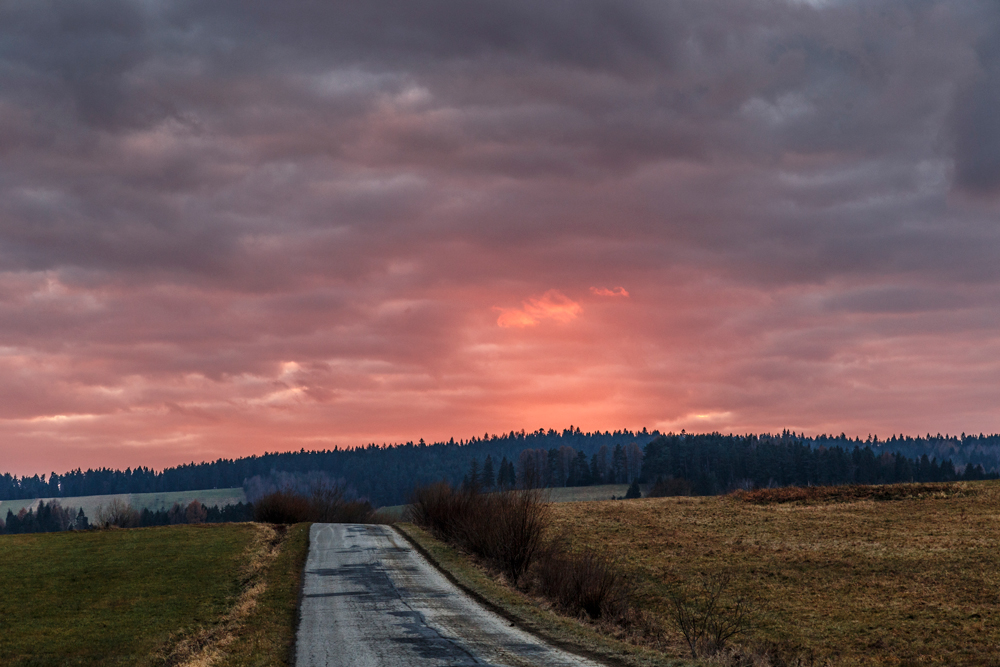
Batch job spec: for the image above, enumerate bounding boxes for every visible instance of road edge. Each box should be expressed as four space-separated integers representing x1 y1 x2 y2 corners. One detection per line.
289 522 312 667
392 523 682 667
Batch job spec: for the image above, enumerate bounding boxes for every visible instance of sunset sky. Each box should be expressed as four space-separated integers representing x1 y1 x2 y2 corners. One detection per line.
2 0 1000 475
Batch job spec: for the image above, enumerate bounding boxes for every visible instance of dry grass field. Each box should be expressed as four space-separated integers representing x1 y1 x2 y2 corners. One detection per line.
551 481 1000 666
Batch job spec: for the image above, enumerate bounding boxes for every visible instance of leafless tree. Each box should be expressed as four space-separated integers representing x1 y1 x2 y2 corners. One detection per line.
95 498 139 529
668 572 757 658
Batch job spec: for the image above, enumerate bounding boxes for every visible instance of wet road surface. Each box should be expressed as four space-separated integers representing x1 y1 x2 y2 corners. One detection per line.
295 523 606 667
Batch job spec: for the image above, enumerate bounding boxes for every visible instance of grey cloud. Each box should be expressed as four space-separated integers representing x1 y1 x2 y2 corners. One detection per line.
952 10 1000 195
0 0 164 130
823 285 973 314
0 0 997 293
168 0 679 74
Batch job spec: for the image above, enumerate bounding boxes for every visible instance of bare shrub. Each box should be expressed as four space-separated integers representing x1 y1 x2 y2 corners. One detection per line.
531 539 631 621
408 484 549 584
252 485 376 524
308 485 374 523
647 476 693 497
668 572 757 658
476 488 549 583
407 482 455 535
95 497 140 529
252 490 311 524
702 642 828 667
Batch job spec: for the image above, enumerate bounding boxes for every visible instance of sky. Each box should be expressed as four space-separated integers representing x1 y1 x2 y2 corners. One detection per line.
2 0 1000 475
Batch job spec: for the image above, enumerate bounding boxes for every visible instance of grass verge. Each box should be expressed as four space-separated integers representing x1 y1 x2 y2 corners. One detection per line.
214 523 311 667
394 523 686 667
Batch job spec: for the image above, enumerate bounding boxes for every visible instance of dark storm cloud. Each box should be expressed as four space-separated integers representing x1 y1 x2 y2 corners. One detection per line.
0 0 159 130
952 6 1000 195
169 0 678 73
0 0 992 289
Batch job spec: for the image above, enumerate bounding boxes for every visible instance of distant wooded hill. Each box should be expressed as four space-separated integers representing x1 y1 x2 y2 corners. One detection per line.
2 428 999 507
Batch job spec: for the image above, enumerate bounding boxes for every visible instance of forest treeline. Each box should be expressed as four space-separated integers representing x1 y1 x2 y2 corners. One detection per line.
638 433 995 495
459 433 996 496
1 428 1000 507
0 427 656 505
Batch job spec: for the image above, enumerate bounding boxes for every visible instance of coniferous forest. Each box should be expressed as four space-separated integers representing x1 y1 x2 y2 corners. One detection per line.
0 428 999 507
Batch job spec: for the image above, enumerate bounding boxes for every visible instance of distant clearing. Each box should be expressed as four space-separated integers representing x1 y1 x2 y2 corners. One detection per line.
379 483 633 518
552 479 1000 665
545 483 631 502
0 487 245 519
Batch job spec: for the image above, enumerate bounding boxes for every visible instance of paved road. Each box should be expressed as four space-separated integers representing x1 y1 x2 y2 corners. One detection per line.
295 523 606 667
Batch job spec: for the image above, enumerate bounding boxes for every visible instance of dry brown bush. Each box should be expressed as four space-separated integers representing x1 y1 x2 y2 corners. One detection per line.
252 486 377 524
252 490 312 524
408 483 549 583
308 485 375 523
530 539 631 621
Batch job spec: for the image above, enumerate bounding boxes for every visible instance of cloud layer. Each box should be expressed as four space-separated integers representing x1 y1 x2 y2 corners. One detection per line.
1 0 1000 473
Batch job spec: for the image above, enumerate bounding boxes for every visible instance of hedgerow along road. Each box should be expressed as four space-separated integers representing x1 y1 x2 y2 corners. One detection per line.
295 523 606 667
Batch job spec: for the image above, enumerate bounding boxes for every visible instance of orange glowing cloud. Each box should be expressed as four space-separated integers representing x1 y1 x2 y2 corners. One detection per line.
590 286 629 297
496 290 582 328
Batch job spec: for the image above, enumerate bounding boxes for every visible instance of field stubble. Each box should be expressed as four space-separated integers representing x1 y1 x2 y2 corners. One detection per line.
551 481 1000 665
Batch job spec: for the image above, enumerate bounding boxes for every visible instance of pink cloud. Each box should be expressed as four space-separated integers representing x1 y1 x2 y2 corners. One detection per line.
590 286 629 297
496 290 582 328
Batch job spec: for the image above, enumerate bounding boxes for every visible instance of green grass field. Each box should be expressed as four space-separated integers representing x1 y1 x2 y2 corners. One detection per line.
0 487 246 521
0 522 308 667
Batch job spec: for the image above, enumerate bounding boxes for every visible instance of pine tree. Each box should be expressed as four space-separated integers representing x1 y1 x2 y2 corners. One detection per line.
590 453 603 485
497 457 516 488
464 459 481 492
481 455 495 490
612 444 628 484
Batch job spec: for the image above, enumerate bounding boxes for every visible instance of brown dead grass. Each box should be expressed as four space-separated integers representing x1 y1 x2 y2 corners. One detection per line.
161 523 286 667
731 482 970 505
550 480 1000 666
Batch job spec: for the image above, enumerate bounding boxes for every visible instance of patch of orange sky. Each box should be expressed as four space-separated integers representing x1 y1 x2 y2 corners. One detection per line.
3 274 999 477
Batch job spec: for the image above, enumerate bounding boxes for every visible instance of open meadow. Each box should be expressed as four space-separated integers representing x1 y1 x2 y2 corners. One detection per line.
0 487 246 521
0 522 307 667
551 481 1000 665
547 484 632 503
